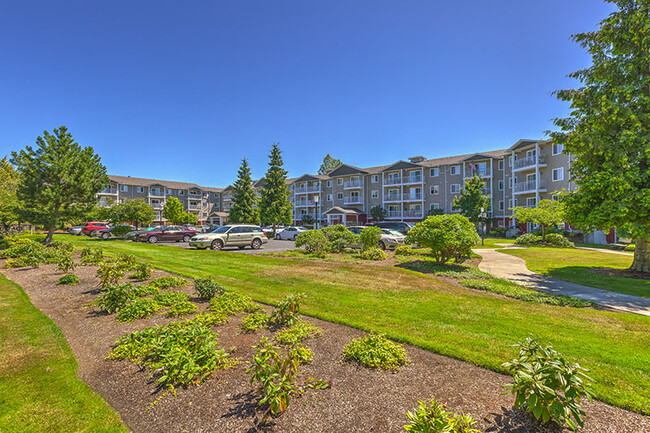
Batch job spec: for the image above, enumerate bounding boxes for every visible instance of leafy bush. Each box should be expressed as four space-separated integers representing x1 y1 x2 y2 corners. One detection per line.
0 238 46 267
93 282 139 313
5 257 37 268
515 233 543 245
295 230 328 254
343 333 409 370
189 312 229 327
292 344 313 364
625 244 636 252
131 284 160 297
48 240 73 252
269 293 305 327
241 312 270 332
275 321 323 345
459 279 594 307
404 398 479 433
115 253 138 271
80 247 104 265
544 233 574 247
56 253 76 273
57 274 80 285
359 247 388 261
321 224 358 253
359 226 381 251
116 298 161 323
194 278 226 300
96 261 127 287
210 291 260 316
405 215 480 264
110 225 132 238
394 245 414 256
166 301 198 317
109 320 231 389
502 337 592 431
489 227 507 238
153 291 190 306
130 263 152 281
149 276 188 289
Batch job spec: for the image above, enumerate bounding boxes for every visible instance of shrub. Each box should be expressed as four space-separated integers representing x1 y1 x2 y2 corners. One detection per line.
116 298 161 322
269 293 305 327
93 282 139 313
295 230 328 254
502 337 592 431
394 245 414 256
292 344 313 364
489 227 507 238
153 291 190 306
166 301 198 317
149 276 188 289
49 240 74 252
80 247 104 265
109 225 132 238
241 312 270 332
404 398 479 433
544 233 574 248
514 233 543 245
115 253 138 271
189 312 229 327
405 215 480 264
0 238 47 267
130 263 152 281
275 321 323 345
343 333 409 370
360 247 388 261
131 284 160 297
58 274 80 285
625 244 636 252
194 278 226 300
359 226 382 251
96 261 127 287
56 253 76 273
321 224 358 253
210 291 260 316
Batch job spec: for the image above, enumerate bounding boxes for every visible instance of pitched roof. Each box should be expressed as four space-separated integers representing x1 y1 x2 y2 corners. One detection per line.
108 175 223 193
322 206 363 215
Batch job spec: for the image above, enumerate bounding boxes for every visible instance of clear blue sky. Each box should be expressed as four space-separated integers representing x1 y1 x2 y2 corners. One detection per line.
0 1 613 187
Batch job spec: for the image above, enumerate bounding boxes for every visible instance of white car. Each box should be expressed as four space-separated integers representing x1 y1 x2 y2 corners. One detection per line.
275 226 307 240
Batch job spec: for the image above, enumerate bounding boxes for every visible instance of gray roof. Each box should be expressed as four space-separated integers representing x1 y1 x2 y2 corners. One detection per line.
108 175 223 192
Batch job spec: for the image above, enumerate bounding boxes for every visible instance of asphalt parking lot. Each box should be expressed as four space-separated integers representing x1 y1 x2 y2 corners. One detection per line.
164 238 296 253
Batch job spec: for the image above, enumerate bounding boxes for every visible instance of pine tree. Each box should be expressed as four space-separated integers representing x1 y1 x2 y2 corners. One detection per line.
11 127 108 244
0 157 20 234
318 154 342 175
229 158 259 224
259 144 292 232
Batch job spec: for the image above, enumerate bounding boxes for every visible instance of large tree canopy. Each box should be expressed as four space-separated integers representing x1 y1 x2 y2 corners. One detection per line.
107 198 154 229
318 154 342 175
229 158 259 224
11 127 108 243
259 144 292 231
453 175 491 233
512 199 565 242
550 0 650 272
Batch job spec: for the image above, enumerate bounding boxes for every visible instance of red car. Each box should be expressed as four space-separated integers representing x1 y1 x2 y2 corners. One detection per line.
82 221 110 236
135 225 196 244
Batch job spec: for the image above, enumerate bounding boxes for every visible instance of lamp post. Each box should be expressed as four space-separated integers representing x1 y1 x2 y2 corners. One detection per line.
313 194 320 229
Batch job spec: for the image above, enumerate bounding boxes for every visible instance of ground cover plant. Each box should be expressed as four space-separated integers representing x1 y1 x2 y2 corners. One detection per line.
130 263 152 281
165 301 198 317
93 282 140 313
404 398 479 433
148 276 188 289
153 291 189 306
360 246 388 260
515 233 574 248
55 236 650 414
275 320 323 345
240 312 270 332
115 298 161 323
343 333 409 370
269 293 305 327
210 290 260 315
57 274 80 285
56 253 76 273
194 277 225 300
80 247 104 265
394 245 414 256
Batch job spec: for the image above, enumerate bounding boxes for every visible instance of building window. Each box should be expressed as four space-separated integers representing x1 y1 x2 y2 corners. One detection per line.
498 200 504 211
371 190 379 198
327 180 332 187
508 156 513 167
165 188 171 195
430 167 439 177
120 185 128 192
552 167 564 181
509 198 516 208
337 178 343 186
498 180 504 191
552 143 564 155
450 165 460 175
430 203 440 211
136 187 144 193
371 175 378 183
337 192 343 200
498 220 505 228
498 160 504 171
327 194 332 201
450 184 461 194
430 185 439 195
527 197 537 207
178 190 184 196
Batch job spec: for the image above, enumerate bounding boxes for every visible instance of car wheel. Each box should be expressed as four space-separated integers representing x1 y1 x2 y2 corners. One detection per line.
101 232 110 240
148 235 158 244
251 238 262 250
182 235 191 243
378 241 386 250
211 239 224 250
89 230 96 237
275 234 281 240
293 235 298 241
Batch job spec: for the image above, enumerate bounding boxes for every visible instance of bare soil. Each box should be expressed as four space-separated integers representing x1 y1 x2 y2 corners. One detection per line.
2 261 648 433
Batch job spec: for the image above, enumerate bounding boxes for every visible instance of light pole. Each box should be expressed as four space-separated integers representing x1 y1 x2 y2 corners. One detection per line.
313 194 320 229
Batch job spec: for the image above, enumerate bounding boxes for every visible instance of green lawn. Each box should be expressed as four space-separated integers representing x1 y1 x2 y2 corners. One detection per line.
472 237 514 249
498 247 649 298
0 273 127 433
54 235 650 415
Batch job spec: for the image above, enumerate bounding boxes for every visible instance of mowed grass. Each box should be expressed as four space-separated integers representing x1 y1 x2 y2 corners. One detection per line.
0 273 127 433
499 247 649 298
471 237 514 249
57 235 650 414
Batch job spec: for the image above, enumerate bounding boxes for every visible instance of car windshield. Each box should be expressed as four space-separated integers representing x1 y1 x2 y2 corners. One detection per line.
386 230 404 237
210 226 231 234
145 226 160 232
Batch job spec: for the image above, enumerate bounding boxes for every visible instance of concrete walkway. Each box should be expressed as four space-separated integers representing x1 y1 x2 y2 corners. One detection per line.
577 246 633 256
476 248 650 316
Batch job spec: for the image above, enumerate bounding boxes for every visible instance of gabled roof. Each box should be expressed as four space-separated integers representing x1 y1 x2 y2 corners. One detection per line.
322 206 363 215
381 160 424 172
292 174 328 183
419 149 508 167
509 139 545 151
326 164 368 177
108 174 221 191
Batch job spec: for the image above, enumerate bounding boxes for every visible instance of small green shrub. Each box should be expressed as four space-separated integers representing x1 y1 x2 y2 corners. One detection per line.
96 261 127 287
80 247 104 265
115 253 138 271
502 337 592 431
110 225 132 238
194 278 226 300
132 284 160 297
343 333 409 370
515 233 543 245
295 230 328 254
359 247 388 261
359 226 382 251
275 321 323 345
130 263 152 281
116 298 161 323
189 312 229 327
405 215 480 264
269 293 305 327
292 344 313 364
56 253 76 273
93 283 139 313
58 274 80 286
49 240 74 252
394 245 414 256
149 276 188 289
153 291 190 306
321 224 358 253
166 301 198 317
0 238 47 267
404 398 479 433
544 233 574 247
241 312 270 332
210 291 260 316
489 227 507 238
624 244 636 252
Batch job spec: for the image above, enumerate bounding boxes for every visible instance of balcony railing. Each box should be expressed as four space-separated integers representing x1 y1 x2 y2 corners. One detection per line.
100 187 118 194
513 154 547 170
402 192 423 201
384 194 401 202
514 180 547 193
295 200 316 207
465 167 491 178
404 210 423 218
344 180 363 189
188 191 202 198
384 177 402 186
188 204 201 210
294 186 321 194
402 175 423 184
386 210 402 218
151 203 163 210
343 196 363 204
295 213 317 220
384 176 422 186
223 195 233 201
148 190 165 198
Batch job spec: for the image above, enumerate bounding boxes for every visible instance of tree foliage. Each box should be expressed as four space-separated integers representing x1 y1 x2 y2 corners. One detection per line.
0 157 21 234
259 144 292 229
550 0 650 272
162 196 193 224
453 175 490 232
317 154 342 175
11 127 108 243
512 199 565 242
370 205 387 221
106 198 154 228
229 158 259 224
405 214 480 264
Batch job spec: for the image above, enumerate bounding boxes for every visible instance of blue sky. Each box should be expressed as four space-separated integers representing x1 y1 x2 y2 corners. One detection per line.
0 1 612 187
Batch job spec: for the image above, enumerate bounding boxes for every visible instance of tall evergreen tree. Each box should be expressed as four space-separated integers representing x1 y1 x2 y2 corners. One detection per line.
0 157 20 234
318 154 342 175
259 144 292 232
550 0 650 272
229 158 259 224
11 127 108 244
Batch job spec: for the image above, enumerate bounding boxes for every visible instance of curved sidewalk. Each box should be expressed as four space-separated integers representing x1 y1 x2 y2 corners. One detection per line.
476 248 650 316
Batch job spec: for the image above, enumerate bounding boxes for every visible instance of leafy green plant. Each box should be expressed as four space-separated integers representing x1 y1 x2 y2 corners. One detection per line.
109 225 132 238
116 298 161 323
0 238 46 267
404 398 479 433
624 244 636 252
115 253 138 271
269 293 305 327
189 312 229 327
292 344 313 364
544 233 574 248
359 226 382 251
48 240 74 252
96 261 127 287
148 276 187 289
515 233 543 245
295 230 328 254
80 247 104 265
459 278 593 307
321 224 358 253
166 301 198 317
194 278 226 300
343 333 409 370
93 283 139 313
241 312 270 332
394 245 414 256
405 215 480 264
56 253 76 273
275 321 323 345
57 274 80 285
130 263 152 281
132 284 160 297
153 291 189 306
359 247 388 261
210 291 260 316
502 337 592 431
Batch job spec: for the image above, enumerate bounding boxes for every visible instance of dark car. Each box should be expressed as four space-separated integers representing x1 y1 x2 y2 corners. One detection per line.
125 226 160 240
136 225 196 244
81 221 110 236
368 221 413 235
96 224 135 240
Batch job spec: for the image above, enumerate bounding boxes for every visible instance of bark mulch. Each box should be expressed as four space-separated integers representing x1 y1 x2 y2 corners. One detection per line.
2 261 648 433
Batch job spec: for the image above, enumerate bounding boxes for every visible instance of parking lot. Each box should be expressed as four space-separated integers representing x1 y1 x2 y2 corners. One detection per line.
164 238 296 253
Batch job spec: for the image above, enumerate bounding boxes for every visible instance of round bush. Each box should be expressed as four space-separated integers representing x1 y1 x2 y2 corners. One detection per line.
544 233 574 248
321 224 358 253
359 226 381 251
394 245 413 256
360 247 388 261
295 229 328 254
110 225 132 238
343 333 409 370
405 214 480 264
625 244 636 252
58 274 80 285
514 233 543 245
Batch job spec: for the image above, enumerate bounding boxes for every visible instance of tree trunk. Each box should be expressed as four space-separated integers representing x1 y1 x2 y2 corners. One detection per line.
44 205 61 245
630 238 650 273
541 224 546 242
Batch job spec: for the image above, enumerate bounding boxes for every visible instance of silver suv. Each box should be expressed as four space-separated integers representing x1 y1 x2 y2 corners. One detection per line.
189 225 268 250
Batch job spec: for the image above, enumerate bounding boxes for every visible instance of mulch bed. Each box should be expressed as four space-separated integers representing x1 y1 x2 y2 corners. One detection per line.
2 260 648 433
590 267 650 280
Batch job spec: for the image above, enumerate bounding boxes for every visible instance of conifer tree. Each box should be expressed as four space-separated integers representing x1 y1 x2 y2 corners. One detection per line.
318 154 342 175
229 158 259 223
259 144 292 233
0 157 20 234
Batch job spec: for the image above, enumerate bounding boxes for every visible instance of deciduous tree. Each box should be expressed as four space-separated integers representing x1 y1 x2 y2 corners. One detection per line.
259 144 292 233
163 196 187 224
511 199 565 242
370 205 387 221
318 154 342 175
107 198 154 229
453 175 491 235
0 157 20 234
229 158 259 224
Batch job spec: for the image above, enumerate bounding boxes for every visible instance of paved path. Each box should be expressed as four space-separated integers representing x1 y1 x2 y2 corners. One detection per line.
476 248 650 316
577 246 633 256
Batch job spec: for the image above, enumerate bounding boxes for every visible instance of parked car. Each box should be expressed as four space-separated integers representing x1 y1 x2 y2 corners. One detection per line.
347 226 406 250
262 225 286 238
189 225 268 250
368 221 413 235
136 225 196 244
125 226 160 240
95 224 135 240
81 222 110 236
68 226 83 235
275 226 307 240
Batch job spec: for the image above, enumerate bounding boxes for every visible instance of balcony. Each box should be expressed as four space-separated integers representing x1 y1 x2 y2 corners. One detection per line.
295 213 317 221
384 177 402 186
294 186 308 194
402 175 423 185
386 209 423 219
188 204 201 211
514 179 547 194
295 185 321 194
151 203 163 210
402 192 423 201
343 196 363 205
404 210 423 218
222 195 233 201
100 187 118 195
386 210 402 218
384 194 401 202
464 167 491 178
295 200 316 207
513 154 547 171
148 190 165 198
344 180 363 189
188 191 202 198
